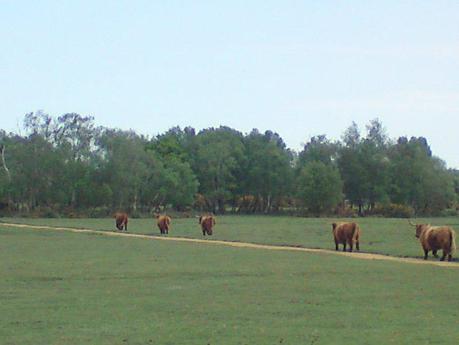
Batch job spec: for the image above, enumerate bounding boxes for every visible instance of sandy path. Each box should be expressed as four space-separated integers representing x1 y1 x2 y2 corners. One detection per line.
1 222 458 268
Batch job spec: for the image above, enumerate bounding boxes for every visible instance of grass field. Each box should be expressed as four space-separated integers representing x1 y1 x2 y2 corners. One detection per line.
1 218 459 344
3 215 459 259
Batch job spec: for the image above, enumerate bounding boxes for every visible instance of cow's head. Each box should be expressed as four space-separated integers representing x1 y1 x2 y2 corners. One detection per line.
408 220 429 238
415 224 430 238
409 220 428 238
332 223 337 231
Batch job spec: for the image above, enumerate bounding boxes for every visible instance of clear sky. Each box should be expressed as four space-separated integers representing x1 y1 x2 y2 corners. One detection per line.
1 1 458 167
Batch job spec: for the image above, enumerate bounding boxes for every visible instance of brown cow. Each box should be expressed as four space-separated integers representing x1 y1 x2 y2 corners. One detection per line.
332 222 361 252
115 212 128 231
156 214 171 234
409 221 456 261
199 215 216 236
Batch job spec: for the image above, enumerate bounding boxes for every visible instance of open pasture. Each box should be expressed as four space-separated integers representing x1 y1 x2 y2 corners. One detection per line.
1 223 459 344
3 216 459 259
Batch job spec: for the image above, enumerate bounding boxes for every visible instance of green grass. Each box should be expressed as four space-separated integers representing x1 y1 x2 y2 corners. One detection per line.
1 223 459 344
3 215 459 259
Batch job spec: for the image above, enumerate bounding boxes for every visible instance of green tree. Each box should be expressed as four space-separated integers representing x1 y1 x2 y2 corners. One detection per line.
338 119 390 214
297 161 343 216
242 129 294 213
192 127 246 213
297 135 339 167
388 137 454 215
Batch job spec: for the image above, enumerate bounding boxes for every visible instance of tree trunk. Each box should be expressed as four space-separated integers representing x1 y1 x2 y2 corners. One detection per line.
0 145 11 182
133 192 138 213
264 194 271 214
0 145 13 208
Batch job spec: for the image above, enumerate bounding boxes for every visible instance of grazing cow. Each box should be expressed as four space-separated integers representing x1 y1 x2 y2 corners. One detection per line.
156 214 171 234
332 222 361 252
199 215 216 236
115 212 128 231
409 221 456 261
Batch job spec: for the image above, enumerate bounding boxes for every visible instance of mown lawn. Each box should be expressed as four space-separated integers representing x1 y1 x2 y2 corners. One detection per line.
1 223 459 344
3 216 459 259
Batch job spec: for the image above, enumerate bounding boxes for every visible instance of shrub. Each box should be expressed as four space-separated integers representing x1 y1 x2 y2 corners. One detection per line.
372 203 414 218
439 208 458 217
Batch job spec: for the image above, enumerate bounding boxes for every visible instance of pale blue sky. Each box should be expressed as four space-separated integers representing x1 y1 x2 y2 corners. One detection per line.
1 1 458 166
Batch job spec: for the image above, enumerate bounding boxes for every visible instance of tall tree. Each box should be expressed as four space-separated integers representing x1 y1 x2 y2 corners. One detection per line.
388 136 454 214
192 127 246 213
243 129 294 213
297 161 343 216
297 135 339 167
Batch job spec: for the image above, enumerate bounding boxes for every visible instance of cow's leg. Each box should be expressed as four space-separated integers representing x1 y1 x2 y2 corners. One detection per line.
202 230 206 236
440 251 447 261
448 254 452 262
432 250 438 258
343 242 347 252
423 249 429 260
335 241 339 251
348 240 353 252
356 241 360 251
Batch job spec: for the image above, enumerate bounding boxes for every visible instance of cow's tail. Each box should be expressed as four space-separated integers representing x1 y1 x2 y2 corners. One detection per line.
352 223 360 247
450 230 456 254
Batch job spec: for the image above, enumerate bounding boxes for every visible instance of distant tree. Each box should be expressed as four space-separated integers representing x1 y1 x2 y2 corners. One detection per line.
191 127 246 213
388 136 454 214
97 130 154 212
0 112 456 217
337 119 390 214
360 119 391 209
242 129 294 213
23 111 55 142
148 126 195 163
297 161 343 216
6 133 67 209
338 122 366 214
297 135 339 167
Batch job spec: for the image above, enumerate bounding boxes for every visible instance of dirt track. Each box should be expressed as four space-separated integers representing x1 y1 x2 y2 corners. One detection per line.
1 222 458 268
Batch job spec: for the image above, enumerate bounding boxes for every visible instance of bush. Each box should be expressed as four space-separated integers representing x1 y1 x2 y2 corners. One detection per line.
372 203 414 218
86 207 112 218
335 205 358 218
439 208 458 217
32 206 60 218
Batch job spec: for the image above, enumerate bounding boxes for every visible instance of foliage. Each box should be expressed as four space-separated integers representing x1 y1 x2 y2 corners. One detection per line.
370 203 414 218
0 113 456 216
297 161 343 215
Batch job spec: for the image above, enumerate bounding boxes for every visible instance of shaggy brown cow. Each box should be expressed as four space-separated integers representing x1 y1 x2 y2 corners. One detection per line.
332 222 361 252
409 221 456 261
156 214 171 234
199 215 216 236
115 212 128 231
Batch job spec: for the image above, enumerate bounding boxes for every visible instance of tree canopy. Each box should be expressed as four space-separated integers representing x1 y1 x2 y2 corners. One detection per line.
0 112 457 217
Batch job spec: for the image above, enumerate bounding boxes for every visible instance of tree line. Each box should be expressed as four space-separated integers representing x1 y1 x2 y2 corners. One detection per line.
0 112 458 217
